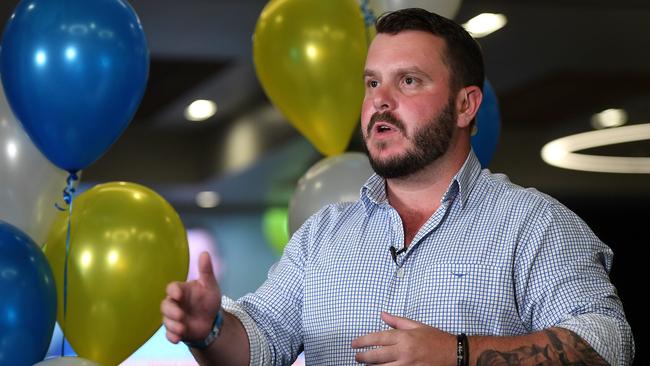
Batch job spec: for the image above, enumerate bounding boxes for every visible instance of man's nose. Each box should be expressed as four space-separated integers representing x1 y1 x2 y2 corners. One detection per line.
372 85 396 112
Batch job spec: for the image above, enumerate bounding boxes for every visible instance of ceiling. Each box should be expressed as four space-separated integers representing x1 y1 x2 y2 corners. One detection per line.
1 0 649 211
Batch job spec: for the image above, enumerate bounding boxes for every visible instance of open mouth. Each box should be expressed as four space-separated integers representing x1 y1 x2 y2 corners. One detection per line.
374 122 397 134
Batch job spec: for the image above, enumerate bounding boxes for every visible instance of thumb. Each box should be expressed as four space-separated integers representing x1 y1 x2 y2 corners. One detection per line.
198 251 217 286
381 312 422 330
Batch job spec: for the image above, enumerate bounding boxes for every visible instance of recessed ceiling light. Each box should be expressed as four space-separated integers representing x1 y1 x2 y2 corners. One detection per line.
540 123 650 173
185 99 217 122
591 108 627 129
463 13 507 38
196 191 221 208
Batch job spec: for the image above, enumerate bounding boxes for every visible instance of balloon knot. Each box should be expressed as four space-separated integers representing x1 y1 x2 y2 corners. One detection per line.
54 173 79 211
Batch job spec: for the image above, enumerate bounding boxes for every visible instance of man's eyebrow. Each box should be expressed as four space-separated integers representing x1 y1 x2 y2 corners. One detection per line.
394 67 428 77
363 70 377 78
363 67 430 79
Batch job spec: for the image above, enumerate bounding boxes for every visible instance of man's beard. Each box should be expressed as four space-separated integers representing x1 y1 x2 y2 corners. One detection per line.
363 99 456 179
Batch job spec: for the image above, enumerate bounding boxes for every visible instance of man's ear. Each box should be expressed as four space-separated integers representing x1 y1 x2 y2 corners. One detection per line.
456 85 483 128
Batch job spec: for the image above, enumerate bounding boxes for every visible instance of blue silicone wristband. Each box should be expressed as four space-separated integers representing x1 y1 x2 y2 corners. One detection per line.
184 308 223 349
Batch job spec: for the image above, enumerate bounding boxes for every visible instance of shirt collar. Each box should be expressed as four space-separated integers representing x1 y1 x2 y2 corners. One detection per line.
360 149 482 214
360 173 387 214
454 149 482 209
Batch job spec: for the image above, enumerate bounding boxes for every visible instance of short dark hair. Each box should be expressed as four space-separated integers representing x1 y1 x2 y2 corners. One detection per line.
375 8 484 94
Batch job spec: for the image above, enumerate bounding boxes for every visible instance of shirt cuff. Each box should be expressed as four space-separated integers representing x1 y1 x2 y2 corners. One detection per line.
222 296 271 366
556 312 630 366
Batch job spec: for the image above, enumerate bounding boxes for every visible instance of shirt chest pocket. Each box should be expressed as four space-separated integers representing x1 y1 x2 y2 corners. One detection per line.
408 262 518 333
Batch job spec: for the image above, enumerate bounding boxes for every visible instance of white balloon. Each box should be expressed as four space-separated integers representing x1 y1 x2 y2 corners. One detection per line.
368 0 462 20
0 86 70 245
288 152 374 235
34 357 101 366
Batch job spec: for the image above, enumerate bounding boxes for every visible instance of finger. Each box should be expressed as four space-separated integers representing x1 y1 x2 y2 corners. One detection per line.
163 318 186 339
166 281 185 301
381 312 421 330
165 330 182 344
351 330 397 349
160 298 185 321
198 251 217 286
355 344 398 365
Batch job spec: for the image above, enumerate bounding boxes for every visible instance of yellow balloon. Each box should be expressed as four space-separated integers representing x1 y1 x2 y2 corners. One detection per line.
254 0 368 156
44 182 189 366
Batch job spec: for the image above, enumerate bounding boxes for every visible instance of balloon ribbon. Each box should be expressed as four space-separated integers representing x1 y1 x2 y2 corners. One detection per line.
360 0 376 44
55 172 79 356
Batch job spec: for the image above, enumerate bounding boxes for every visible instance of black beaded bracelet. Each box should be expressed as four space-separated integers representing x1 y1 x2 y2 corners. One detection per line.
457 333 469 366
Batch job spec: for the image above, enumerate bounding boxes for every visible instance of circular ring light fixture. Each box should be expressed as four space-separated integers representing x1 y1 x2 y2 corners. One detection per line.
541 123 650 173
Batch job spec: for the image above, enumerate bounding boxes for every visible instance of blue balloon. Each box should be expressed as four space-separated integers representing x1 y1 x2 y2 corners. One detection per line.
0 220 57 365
472 79 501 168
0 0 149 173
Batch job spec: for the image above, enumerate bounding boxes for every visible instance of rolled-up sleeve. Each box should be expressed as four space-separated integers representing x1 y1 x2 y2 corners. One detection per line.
557 312 632 366
514 201 634 365
222 296 271 366
223 209 322 366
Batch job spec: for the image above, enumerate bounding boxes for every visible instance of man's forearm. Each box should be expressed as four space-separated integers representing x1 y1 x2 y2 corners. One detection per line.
470 327 609 366
190 311 251 366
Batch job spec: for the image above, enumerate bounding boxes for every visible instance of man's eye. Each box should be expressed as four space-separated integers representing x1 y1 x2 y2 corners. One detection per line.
404 77 415 85
368 80 378 88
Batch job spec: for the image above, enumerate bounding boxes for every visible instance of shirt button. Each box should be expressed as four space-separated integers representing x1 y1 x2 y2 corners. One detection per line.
397 267 405 278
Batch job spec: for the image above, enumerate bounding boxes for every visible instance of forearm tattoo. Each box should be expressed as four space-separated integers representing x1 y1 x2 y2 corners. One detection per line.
476 329 609 365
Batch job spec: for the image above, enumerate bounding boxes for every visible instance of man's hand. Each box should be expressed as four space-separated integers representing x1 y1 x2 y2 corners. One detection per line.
352 312 456 365
161 251 222 344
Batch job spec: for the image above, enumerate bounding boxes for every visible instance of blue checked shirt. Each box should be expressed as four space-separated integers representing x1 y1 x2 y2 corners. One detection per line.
223 150 634 366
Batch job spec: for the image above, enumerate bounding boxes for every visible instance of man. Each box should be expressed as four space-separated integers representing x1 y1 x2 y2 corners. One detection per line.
161 8 634 365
